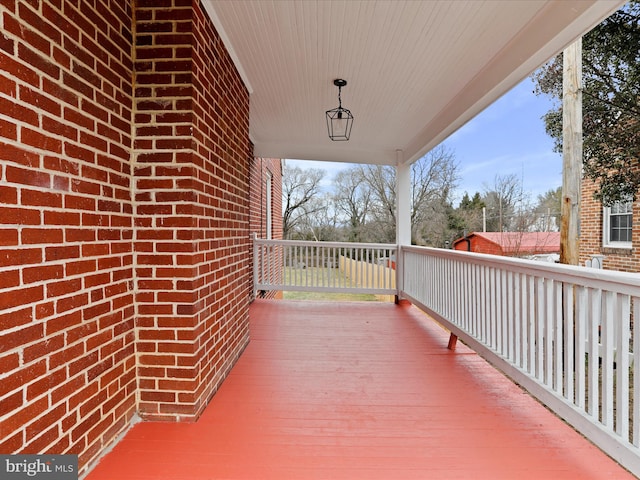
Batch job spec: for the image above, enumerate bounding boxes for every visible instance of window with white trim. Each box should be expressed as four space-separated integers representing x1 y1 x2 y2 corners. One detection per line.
603 201 633 248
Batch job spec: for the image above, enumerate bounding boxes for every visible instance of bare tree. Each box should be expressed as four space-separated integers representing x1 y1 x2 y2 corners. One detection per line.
297 193 341 241
531 187 562 232
282 165 326 239
333 167 372 242
411 145 459 245
482 173 529 232
358 164 397 243
356 146 459 244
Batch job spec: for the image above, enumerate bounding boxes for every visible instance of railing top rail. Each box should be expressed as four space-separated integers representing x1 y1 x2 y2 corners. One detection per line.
254 238 397 250
402 245 640 295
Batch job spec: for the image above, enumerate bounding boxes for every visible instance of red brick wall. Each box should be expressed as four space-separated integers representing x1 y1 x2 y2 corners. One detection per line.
250 158 283 299
580 179 639 272
0 0 253 474
134 2 251 421
250 158 282 238
0 0 136 472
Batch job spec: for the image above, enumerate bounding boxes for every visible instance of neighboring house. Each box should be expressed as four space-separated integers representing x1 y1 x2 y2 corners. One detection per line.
580 179 639 272
453 232 560 259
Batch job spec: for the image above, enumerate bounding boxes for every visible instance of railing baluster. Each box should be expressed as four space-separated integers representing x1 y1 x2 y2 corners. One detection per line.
535 277 545 382
575 286 587 410
527 275 535 375
587 288 600 419
564 283 574 402
543 279 553 388
616 294 630 439
634 296 640 446
513 272 521 367
602 291 615 428
553 281 563 394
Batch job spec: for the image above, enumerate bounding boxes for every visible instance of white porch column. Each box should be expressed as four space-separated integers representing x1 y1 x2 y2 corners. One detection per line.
395 150 411 301
396 150 411 246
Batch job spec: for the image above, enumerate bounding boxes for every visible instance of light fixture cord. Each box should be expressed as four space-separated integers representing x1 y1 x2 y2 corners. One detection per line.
338 85 342 109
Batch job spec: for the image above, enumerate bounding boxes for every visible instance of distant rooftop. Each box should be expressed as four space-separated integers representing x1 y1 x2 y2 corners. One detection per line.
453 232 560 256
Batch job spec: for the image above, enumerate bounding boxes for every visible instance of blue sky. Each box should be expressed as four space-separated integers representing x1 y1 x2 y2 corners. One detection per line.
443 76 562 203
288 76 562 206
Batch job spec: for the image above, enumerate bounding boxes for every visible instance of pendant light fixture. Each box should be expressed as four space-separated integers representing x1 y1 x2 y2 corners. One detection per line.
326 79 353 141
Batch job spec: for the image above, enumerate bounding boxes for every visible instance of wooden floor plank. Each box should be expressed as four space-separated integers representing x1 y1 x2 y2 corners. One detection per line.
86 300 635 479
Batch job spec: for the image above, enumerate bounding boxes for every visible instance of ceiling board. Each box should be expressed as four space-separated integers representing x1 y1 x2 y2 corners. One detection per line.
204 0 625 166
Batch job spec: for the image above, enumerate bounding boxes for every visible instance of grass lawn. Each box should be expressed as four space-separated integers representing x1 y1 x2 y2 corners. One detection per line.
282 266 390 302
283 290 380 301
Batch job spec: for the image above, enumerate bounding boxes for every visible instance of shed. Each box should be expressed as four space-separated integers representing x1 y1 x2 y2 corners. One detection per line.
453 232 561 257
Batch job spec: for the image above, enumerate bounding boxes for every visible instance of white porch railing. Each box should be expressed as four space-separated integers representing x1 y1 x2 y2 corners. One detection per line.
253 236 397 295
401 245 640 477
252 238 640 476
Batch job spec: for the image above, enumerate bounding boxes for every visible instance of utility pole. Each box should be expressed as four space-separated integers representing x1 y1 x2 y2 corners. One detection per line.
560 38 582 265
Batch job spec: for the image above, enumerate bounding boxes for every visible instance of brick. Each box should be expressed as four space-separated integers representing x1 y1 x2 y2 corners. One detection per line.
42 115 78 140
18 43 60 79
18 2 62 45
0 141 40 167
0 323 44 351
0 269 20 289
0 360 47 397
0 431 23 455
5 8 52 55
45 245 80 261
0 391 23 417
23 425 62 453
22 190 64 208
0 117 18 139
0 249 42 271
0 97 38 126
23 334 65 363
23 263 64 284
0 398 48 432
21 127 63 153
47 278 83 299
0 352 21 375
43 77 79 107
0 32 14 54
7 166 51 188
56 292 88 314
0 50 39 87
44 210 81 226
20 85 62 116
27 367 66 400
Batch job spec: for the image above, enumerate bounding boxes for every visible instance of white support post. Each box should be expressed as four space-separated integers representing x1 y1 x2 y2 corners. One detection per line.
396 150 411 301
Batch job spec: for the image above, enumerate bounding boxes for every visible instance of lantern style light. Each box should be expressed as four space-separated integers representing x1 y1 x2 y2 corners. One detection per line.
326 79 353 141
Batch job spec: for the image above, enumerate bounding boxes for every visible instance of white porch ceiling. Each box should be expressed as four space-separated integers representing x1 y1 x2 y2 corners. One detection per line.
203 0 624 166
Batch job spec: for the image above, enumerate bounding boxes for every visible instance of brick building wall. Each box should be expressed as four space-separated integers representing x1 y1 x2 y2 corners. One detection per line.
250 158 282 240
0 0 137 471
249 157 283 299
134 0 251 423
1 0 254 474
580 178 640 272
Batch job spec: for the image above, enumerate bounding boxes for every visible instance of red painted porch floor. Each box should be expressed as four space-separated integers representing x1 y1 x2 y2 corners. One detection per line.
86 300 635 479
